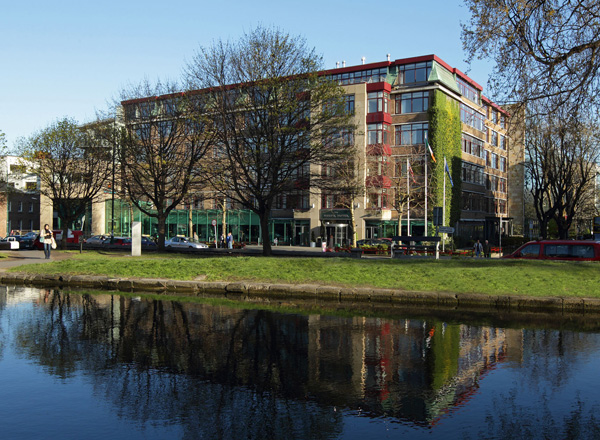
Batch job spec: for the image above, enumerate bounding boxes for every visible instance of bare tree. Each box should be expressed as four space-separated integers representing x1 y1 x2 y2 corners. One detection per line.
389 149 432 237
525 108 600 238
185 26 354 255
117 80 214 251
20 118 112 248
317 140 364 247
462 0 600 114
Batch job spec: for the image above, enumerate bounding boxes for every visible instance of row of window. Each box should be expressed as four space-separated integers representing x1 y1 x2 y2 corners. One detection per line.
330 68 388 85
7 201 35 213
460 103 486 132
462 191 507 214
457 77 479 103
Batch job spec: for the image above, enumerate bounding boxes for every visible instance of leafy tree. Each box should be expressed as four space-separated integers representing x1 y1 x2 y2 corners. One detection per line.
117 80 214 251
20 118 112 248
185 26 354 255
462 0 600 114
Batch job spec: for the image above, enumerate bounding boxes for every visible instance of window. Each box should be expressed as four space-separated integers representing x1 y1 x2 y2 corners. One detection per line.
367 91 389 113
492 110 498 124
17 201 22 212
499 134 506 150
397 62 432 84
462 134 485 159
395 91 429 114
492 153 498 169
462 191 486 211
460 103 485 131
457 77 479 103
330 68 388 85
500 156 507 172
395 123 428 145
29 202 33 213
367 123 390 145
7 201 11 212
520 244 541 257
462 162 485 186
26 182 37 191
344 94 355 114
368 192 388 209
491 130 498 147
500 114 506 129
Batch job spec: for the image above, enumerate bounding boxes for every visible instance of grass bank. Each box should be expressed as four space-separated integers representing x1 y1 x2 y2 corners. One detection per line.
9 251 600 298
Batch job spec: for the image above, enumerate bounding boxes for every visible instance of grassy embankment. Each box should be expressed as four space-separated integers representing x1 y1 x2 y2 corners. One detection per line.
9 251 600 298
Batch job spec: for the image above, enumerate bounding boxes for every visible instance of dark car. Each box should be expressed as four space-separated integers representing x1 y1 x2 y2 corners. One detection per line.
5 235 35 250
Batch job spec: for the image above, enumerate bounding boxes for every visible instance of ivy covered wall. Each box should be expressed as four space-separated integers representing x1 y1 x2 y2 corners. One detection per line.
428 90 462 227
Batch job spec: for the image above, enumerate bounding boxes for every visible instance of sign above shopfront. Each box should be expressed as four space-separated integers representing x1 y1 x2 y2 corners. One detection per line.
320 209 351 221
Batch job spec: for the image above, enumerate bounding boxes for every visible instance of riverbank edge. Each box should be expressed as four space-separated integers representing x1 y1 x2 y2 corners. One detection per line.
2 271 600 315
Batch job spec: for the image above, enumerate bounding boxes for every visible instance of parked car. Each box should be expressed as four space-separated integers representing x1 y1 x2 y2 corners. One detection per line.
103 237 131 246
84 235 108 245
141 236 156 247
4 235 34 250
504 240 600 261
165 236 208 249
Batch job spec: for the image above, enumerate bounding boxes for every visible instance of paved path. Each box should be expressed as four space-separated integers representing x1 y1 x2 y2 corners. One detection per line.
0 250 73 271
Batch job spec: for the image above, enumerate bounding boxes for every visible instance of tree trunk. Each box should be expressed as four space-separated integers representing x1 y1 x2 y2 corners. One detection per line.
157 212 167 251
350 204 357 247
61 223 69 250
259 211 272 256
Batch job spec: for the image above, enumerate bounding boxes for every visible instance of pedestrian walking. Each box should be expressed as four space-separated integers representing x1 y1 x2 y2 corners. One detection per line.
484 239 491 258
473 239 483 258
227 232 233 249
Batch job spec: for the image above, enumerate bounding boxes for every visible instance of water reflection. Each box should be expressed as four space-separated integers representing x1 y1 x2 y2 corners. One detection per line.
1 285 600 439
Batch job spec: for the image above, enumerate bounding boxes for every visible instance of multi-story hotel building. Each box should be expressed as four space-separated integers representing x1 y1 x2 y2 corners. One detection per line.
43 54 522 246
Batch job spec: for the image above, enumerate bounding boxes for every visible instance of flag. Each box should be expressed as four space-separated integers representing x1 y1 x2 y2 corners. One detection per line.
444 157 454 188
425 135 437 163
408 162 416 184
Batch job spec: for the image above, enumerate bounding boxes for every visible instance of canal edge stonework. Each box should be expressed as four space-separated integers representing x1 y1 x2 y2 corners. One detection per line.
2 271 600 315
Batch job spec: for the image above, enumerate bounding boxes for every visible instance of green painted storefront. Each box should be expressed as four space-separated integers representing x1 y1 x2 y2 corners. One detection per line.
105 199 306 244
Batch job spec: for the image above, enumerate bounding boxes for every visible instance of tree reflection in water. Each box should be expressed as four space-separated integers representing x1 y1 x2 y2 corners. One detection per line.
6 288 600 439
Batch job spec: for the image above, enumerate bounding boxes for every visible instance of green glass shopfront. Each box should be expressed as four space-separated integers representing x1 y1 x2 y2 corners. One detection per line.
105 200 310 245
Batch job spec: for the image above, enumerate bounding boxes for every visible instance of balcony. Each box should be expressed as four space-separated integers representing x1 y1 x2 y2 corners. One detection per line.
365 175 392 188
367 144 392 156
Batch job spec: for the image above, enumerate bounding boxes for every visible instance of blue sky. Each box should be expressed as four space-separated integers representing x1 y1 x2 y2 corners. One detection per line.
0 0 492 150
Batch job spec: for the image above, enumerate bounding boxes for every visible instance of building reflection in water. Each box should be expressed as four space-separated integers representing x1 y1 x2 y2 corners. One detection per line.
2 286 600 438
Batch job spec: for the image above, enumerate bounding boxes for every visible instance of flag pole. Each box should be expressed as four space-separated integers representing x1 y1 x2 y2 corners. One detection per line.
425 153 428 237
407 157 410 237
443 156 446 252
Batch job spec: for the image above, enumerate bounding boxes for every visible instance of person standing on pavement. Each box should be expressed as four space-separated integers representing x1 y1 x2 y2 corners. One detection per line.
483 239 491 258
227 232 234 249
42 224 53 259
473 239 483 258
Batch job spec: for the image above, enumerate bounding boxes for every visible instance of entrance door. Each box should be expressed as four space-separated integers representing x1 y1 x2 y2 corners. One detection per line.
294 225 308 246
325 224 349 247
365 226 378 240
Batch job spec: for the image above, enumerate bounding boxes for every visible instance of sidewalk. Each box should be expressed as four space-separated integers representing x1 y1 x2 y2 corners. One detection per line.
0 250 72 271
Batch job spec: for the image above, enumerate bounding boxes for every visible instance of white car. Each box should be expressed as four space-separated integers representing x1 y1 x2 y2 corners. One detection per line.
165 237 208 249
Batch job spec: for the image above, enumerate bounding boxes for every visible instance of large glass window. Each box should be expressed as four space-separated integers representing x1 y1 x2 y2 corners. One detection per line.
462 134 485 159
457 77 479 103
395 123 428 145
368 91 389 113
397 62 432 84
395 91 429 114
460 103 485 131
330 68 388 85
462 162 485 186
367 123 390 145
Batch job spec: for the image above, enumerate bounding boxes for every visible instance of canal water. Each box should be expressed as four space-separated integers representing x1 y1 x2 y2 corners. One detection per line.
1 286 600 440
